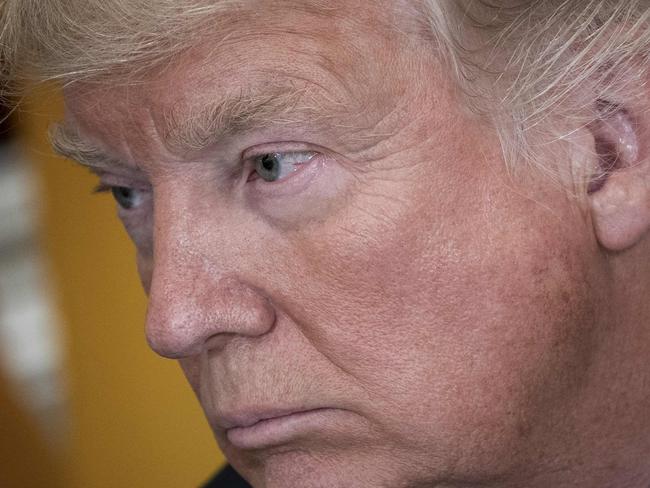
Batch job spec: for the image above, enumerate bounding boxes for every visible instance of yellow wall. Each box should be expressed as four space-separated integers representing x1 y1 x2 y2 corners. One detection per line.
20 89 224 487
0 370 65 488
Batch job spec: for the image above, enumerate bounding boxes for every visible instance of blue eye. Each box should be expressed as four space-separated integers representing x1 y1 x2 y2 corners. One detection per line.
110 186 143 210
253 152 316 182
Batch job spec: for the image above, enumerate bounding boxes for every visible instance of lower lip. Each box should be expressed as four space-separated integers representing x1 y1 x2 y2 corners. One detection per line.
226 408 338 450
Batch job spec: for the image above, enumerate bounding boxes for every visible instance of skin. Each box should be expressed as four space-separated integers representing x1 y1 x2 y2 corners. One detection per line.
61 1 650 487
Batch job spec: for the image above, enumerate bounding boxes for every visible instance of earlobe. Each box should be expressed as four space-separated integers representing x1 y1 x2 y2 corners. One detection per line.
588 102 650 252
591 172 650 251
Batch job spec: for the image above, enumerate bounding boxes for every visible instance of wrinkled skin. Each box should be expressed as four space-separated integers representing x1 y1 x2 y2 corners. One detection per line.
62 1 650 487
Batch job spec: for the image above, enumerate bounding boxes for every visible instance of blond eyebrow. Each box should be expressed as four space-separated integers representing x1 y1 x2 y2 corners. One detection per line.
162 84 331 154
49 123 127 172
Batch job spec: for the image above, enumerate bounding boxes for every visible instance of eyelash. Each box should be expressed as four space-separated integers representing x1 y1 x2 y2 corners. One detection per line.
93 183 113 194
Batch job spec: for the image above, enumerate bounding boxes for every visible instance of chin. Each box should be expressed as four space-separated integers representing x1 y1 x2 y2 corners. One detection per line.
225 447 422 488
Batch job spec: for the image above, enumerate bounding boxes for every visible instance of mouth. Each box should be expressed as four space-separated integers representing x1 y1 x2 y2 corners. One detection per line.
224 407 339 450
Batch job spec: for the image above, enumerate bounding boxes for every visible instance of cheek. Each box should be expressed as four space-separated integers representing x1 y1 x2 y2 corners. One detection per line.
281 164 600 463
178 358 201 396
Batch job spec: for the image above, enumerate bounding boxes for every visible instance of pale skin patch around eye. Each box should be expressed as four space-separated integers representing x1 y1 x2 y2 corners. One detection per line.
244 151 351 227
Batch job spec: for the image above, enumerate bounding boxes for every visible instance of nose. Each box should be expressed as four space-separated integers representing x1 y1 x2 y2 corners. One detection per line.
144 212 276 359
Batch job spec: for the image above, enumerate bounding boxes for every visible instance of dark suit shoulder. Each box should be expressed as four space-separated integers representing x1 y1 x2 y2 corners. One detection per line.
202 465 252 488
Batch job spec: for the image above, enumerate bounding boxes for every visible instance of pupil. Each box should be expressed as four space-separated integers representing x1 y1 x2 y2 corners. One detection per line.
262 154 276 171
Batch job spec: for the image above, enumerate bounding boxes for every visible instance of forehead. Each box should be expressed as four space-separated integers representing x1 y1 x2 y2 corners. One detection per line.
62 0 424 158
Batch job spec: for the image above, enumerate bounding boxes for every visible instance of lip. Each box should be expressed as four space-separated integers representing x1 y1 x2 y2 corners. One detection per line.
225 407 338 450
217 407 317 429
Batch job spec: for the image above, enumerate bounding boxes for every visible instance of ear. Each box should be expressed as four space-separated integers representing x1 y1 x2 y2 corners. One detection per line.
588 100 650 252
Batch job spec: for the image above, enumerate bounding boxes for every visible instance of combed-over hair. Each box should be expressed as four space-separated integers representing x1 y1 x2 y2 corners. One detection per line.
2 1 650 187
428 1 650 187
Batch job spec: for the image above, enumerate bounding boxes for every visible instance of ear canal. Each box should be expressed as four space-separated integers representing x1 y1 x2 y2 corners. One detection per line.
588 102 639 193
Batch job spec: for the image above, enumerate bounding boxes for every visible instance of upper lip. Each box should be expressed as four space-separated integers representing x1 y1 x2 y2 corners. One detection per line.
217 406 326 430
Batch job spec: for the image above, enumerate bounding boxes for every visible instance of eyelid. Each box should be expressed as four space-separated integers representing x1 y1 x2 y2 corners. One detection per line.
241 141 324 161
95 171 152 193
92 173 153 215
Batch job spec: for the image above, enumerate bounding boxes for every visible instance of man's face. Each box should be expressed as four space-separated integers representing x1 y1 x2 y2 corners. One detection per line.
63 2 616 486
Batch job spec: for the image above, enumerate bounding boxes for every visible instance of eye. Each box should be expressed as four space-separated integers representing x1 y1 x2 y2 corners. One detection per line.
252 151 317 182
110 186 145 210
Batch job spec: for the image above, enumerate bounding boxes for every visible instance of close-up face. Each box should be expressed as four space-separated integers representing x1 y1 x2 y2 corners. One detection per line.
57 1 650 487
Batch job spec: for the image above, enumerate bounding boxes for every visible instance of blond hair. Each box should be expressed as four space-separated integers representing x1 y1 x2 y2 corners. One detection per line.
2 0 650 186
429 1 650 186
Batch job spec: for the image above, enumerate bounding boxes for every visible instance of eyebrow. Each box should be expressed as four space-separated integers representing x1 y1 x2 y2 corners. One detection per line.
161 84 329 154
49 123 127 172
51 83 337 170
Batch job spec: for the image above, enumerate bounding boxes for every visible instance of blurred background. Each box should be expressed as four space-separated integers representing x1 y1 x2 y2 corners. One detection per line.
0 87 224 487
